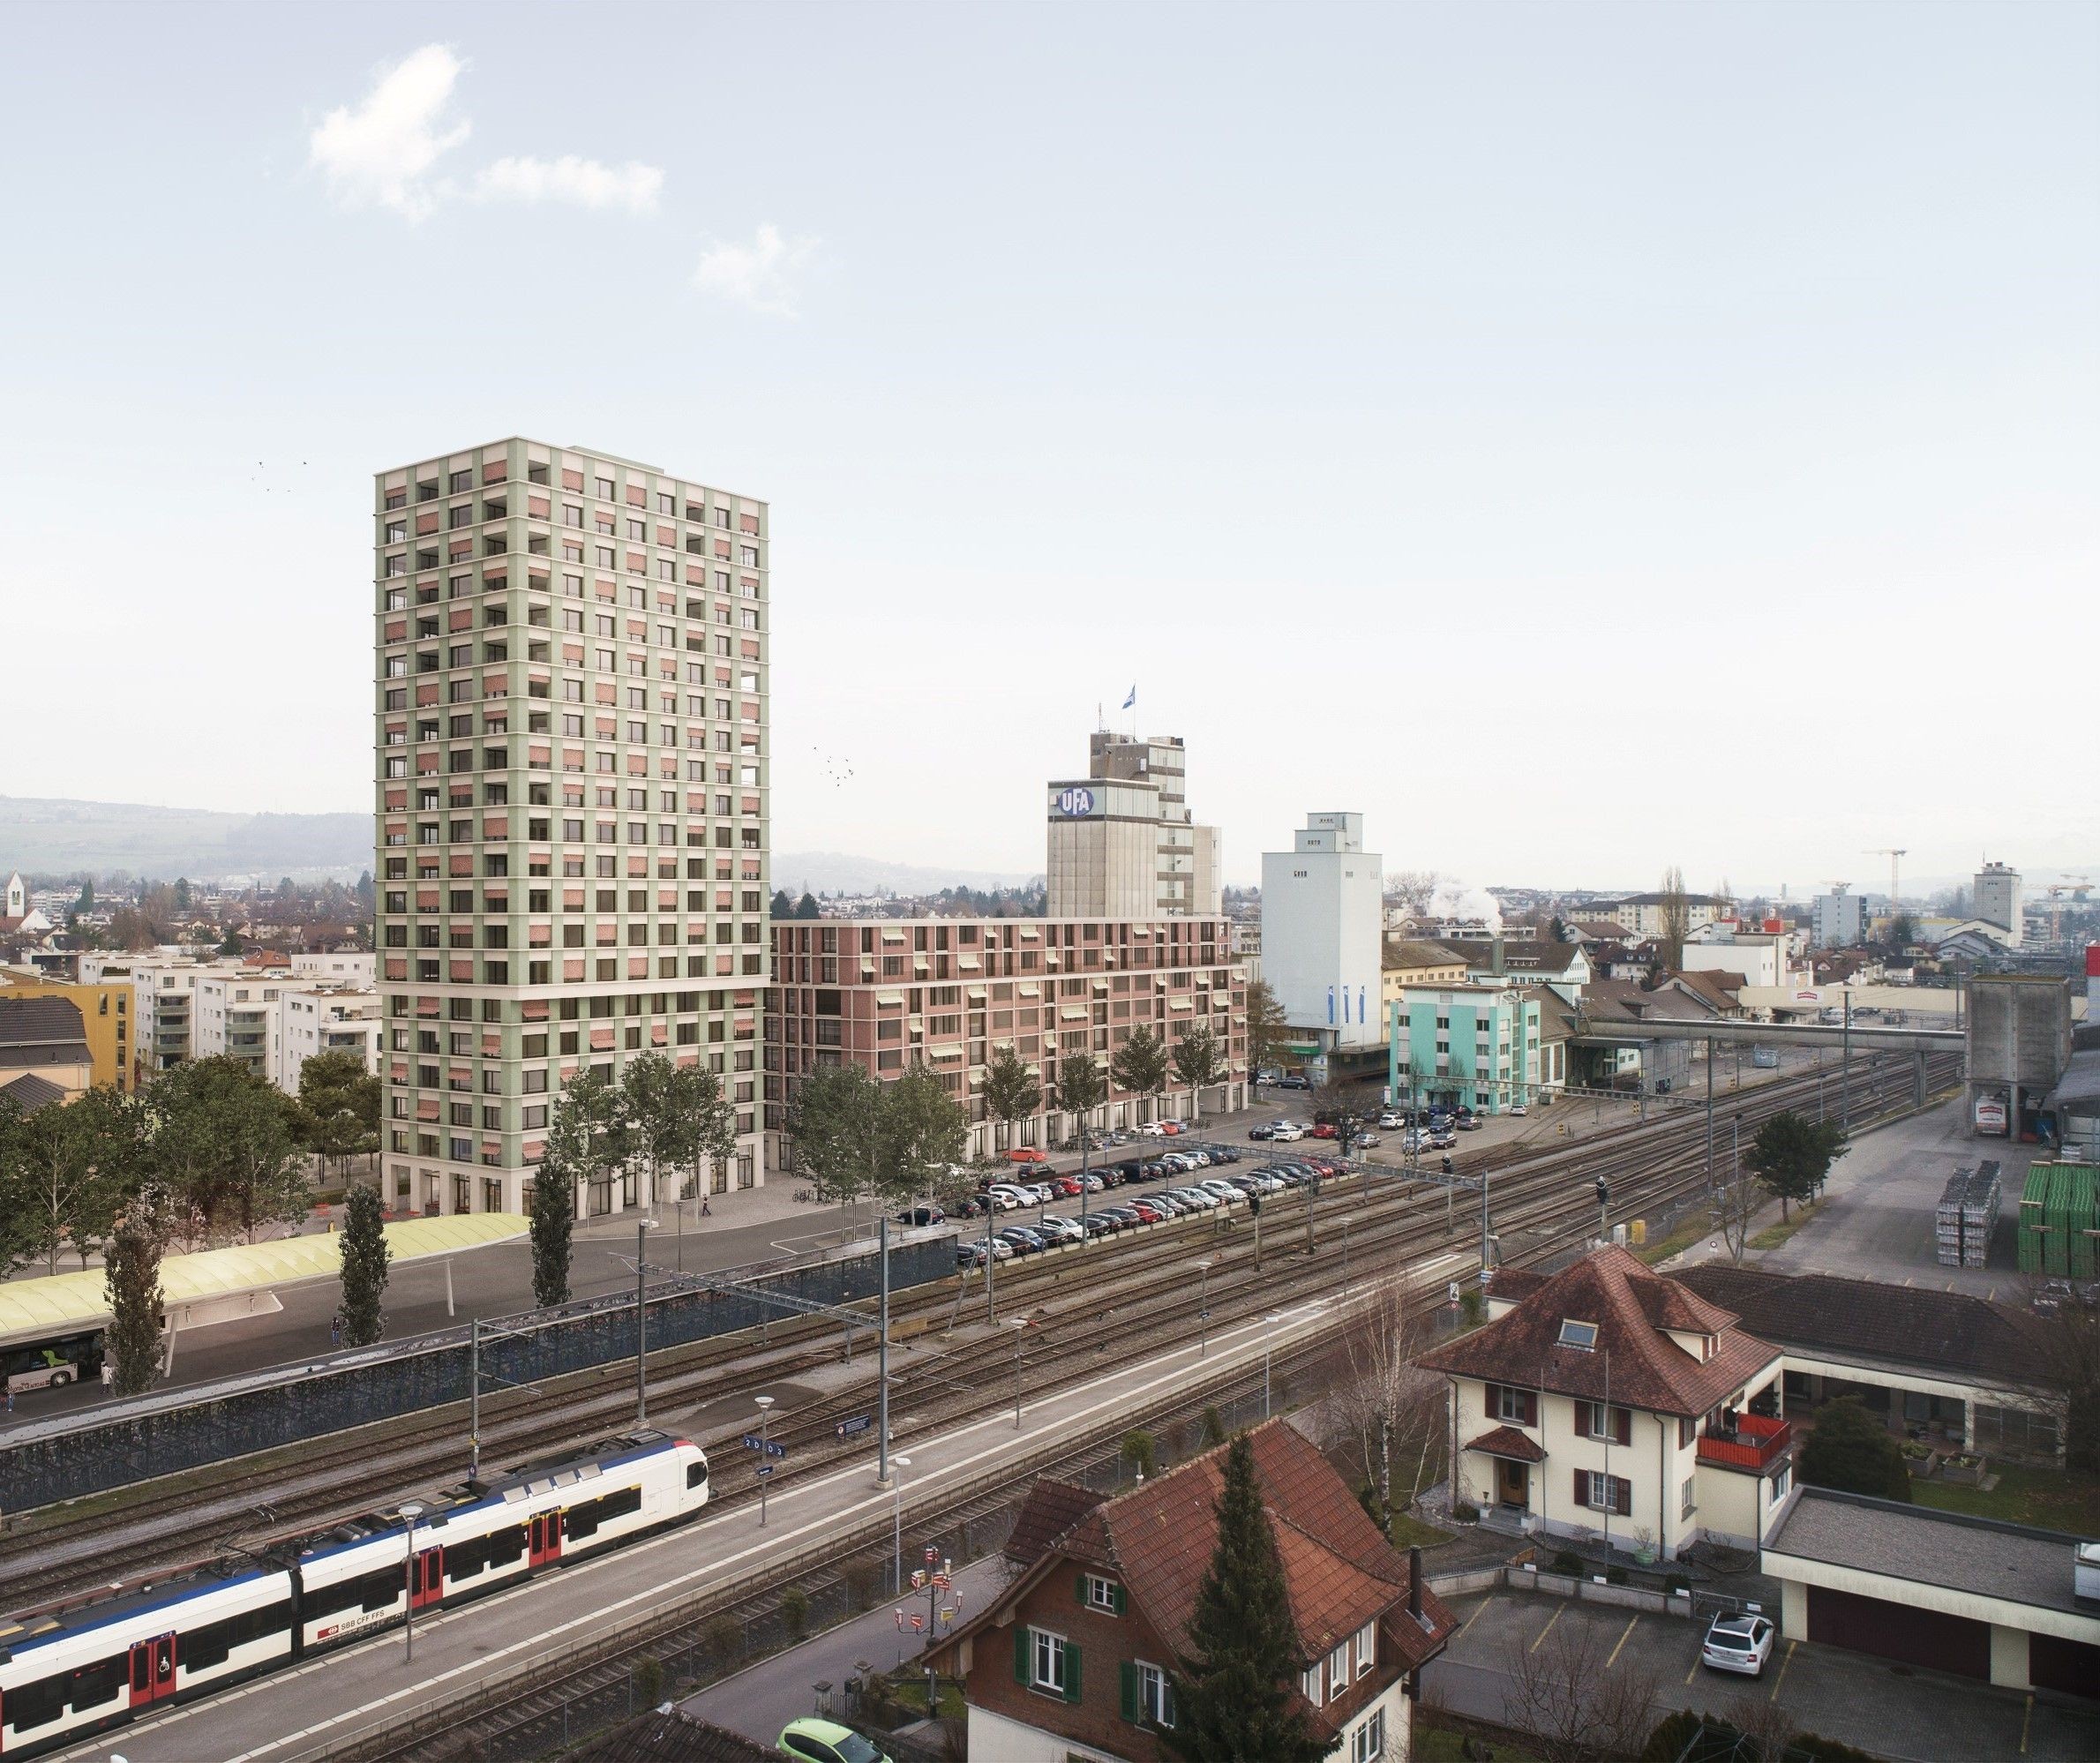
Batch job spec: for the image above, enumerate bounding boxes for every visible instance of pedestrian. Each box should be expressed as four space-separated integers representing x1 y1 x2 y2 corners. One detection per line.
329 1313 342 1348
701 1196 711 1217
101 1360 115 1391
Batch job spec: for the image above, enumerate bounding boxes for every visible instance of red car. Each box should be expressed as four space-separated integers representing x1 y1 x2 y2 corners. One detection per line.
1128 1198 1167 1223
1310 1123 1339 1139
1006 1146 1048 1164
1054 1174 1084 1197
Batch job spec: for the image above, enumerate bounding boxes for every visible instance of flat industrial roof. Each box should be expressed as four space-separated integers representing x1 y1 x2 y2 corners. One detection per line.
1765 1488 2096 1619
0 1212 528 1340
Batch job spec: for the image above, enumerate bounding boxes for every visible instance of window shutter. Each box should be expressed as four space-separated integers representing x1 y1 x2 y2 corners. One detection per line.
1064 1642 1084 1704
1015 1626 1030 1684
1076 1572 1089 1606
1120 1661 1139 1722
1573 1468 1589 1507
1522 1390 1538 1427
1113 1582 1127 1617
1616 1407 1632 1447
1484 1382 1500 1418
1616 1477 1632 1517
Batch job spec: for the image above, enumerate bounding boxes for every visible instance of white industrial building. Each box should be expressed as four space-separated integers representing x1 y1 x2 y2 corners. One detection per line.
1975 860 2023 948
1260 810 1383 1054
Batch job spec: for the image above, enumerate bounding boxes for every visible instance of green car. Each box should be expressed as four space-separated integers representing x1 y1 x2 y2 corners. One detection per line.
777 1716 893 1763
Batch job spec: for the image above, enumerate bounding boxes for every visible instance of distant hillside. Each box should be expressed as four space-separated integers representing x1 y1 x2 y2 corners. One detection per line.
0 796 370 882
772 851 1039 897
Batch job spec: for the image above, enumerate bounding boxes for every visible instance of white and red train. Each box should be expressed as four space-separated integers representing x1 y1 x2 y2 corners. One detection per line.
0 1429 709 1759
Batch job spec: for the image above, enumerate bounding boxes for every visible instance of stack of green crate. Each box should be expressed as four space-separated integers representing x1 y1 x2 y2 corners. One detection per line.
2067 1162 2098 1280
2019 1166 2049 1275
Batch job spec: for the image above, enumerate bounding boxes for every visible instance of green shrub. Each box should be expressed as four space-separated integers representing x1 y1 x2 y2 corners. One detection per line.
707 1616 743 1665
1121 1429 1157 1479
1201 1405 1226 1447
1550 1549 1582 1575
633 1656 664 1706
1606 1565 1629 1585
1641 1710 1710 1762
781 1586 810 1637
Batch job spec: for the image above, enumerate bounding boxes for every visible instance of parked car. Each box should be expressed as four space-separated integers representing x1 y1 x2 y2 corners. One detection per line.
778 1716 894 1763
1082 1213 1118 1239
951 1194 989 1219
1277 1073 1310 1090
895 1204 946 1227
1699 1613 1775 1677
1354 1130 1383 1148
1201 1178 1244 1204
1035 1215 1084 1244
986 1185 1028 1211
1053 1174 1084 1197
1128 1198 1169 1223
1080 1172 1105 1192
1455 1114 1483 1131
1172 1186 1218 1210
1006 1146 1048 1164
1271 1123 1306 1142
998 1226 1046 1256
1430 1130 1458 1150
1099 1205 1143 1229
1137 1122 1166 1137
1247 1122 1277 1140
956 1240 1012 1269
1509 1104 1528 1116
1158 1120 1185 1135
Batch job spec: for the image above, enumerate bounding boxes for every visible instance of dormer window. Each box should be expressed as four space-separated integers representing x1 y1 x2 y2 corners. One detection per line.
1558 1319 1599 1350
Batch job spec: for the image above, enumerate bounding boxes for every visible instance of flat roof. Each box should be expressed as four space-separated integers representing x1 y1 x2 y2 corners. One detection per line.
0 1213 528 1340
1765 1488 2096 1619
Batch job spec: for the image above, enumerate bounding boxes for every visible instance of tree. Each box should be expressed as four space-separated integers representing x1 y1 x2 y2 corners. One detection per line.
2014 1287 2100 1472
174 875 191 912
337 1181 391 1346
794 891 821 920
1744 1109 1848 1221
1502 1612 1661 1763
65 1085 146 1269
1159 1433 1326 1763
1170 1024 1226 1123
787 1063 889 1217
980 1044 1041 1152
1306 1075 1360 1136
1797 1396 1910 1501
769 889 795 919
1324 1281 1444 1528
76 878 94 914
1713 1174 1762 1265
1386 870 1442 920
1656 866 1691 973
883 1060 972 1205
1111 1024 1172 1122
1054 1051 1106 1146
1244 980 1290 1079
354 869 374 910
214 1069 310 1242
104 1188 169 1396
623 1052 737 1213
296 1050 380 1190
0 1092 101 1274
529 1148 576 1309
1887 911 1919 950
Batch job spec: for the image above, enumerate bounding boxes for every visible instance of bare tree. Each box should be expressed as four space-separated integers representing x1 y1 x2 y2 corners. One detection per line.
1322 1282 1445 1525
1387 870 1443 921
1657 865 1691 972
2000 1279 2100 1473
1714 1175 1763 1264
1500 1616 1661 1763
1726 1693 1799 1763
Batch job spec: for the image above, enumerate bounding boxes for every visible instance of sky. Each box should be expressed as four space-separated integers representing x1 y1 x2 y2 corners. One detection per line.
1 1 2095 897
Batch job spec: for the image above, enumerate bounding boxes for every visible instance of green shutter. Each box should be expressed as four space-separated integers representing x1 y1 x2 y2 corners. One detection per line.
1120 1661 1138 1722
1015 1625 1030 1684
1112 1582 1127 1617
1076 1571 1089 1606
1064 1641 1083 1704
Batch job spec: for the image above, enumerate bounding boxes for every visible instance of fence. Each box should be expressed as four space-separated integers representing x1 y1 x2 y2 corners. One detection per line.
0 1237 956 1512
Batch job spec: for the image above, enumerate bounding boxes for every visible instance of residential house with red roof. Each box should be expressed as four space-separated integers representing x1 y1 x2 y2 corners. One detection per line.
924 1420 1454 1763
1420 1246 1789 1557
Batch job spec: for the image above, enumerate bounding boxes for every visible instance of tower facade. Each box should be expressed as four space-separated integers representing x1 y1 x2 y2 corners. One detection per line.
374 437 769 1219
1046 731 1221 919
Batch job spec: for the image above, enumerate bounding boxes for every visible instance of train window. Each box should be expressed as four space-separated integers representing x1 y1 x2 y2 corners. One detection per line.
686 1461 708 1489
565 1498 602 1541
68 1654 127 1710
485 1523 526 1568
187 1617 236 1669
361 1567 405 1613
605 1485 642 1520
6 1673 65 1729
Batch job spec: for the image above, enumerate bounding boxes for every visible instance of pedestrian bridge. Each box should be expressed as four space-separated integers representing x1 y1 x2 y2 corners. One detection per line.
1575 1017 1962 1054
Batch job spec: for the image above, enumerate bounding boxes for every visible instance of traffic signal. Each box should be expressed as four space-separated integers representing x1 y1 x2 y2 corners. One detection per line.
1249 1192 1262 1216
1594 1177 1609 1206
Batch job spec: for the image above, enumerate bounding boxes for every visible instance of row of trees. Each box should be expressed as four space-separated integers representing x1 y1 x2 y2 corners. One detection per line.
528 1052 739 1308
0 1050 379 1277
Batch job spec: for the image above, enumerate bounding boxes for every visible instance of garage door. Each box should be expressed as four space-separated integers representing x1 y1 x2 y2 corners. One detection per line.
1806 1586 1990 1680
2030 1632 2100 1700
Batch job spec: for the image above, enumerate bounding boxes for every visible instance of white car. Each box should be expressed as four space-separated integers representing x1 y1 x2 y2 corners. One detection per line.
1035 1215 1084 1244
987 1185 1031 1211
1699 1613 1775 1677
1201 1179 1244 1204
1172 1186 1218 1210
1137 1122 1166 1137
1271 1123 1306 1142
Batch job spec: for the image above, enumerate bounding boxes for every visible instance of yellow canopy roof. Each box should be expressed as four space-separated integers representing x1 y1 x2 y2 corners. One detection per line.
0 1212 528 1341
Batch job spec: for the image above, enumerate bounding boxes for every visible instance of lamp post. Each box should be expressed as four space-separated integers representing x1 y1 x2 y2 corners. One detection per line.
634 1217 656 1424
890 1454 911 1599
1263 1312 1282 1418
1009 1319 1027 1429
399 1501 424 1664
1194 1259 1213 1358
754 1394 775 1527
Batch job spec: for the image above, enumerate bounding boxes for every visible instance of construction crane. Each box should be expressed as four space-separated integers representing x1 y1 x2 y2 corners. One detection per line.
1864 847 1906 909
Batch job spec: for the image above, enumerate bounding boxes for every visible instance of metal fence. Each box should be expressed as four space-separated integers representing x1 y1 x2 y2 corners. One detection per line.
0 1237 956 1512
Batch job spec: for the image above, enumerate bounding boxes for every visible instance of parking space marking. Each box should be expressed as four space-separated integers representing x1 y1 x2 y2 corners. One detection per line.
1768 1638 1796 1701
1529 1606 1564 1652
1685 1652 1703 1686
2021 1692 2032 1753
1455 1601 1490 1641
1605 1615 1638 1669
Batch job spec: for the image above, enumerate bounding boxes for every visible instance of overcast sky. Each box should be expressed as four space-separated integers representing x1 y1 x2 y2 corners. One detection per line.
2 2 2093 897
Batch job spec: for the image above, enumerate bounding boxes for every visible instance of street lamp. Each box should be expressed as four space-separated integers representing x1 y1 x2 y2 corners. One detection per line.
890 1455 911 1599
1263 1313 1282 1418
635 1218 656 1424
1194 1258 1213 1359
1009 1318 1028 1429
754 1394 776 1527
399 1501 425 1664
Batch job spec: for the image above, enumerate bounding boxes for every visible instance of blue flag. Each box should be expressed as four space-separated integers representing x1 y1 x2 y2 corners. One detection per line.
1122 685 1136 709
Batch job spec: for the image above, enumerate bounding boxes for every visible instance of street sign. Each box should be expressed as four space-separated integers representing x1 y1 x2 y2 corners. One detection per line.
835 1414 873 1439
933 1572 950 1590
741 1433 786 1459
911 1570 926 1590
755 1464 775 1479
911 1614 925 1632
924 1546 938 1563
941 1606 956 1624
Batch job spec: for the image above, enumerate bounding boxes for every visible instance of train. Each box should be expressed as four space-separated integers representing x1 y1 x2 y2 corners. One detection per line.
0 1429 709 1759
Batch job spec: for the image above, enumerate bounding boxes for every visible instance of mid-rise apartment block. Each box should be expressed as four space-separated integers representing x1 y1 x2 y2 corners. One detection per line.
1046 731 1221 919
375 437 769 1219
768 917 1246 1164
279 987 383 1092
1812 889 1867 949
192 971 290 1081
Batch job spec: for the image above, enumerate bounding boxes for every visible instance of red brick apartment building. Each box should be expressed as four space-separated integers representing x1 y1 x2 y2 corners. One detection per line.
768 917 1247 1166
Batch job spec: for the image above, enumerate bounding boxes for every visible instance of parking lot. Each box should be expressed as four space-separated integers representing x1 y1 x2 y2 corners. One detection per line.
1427 1590 2100 1763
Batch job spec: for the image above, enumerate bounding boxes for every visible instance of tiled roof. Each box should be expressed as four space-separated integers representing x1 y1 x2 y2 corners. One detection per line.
0 1072 67 1114
1003 1477 1106 1569
1578 979 1721 1025
0 995 86 1047
1384 940 1468 970
1669 1263 2052 1388
1466 1424 1546 1462
1421 1246 1781 1416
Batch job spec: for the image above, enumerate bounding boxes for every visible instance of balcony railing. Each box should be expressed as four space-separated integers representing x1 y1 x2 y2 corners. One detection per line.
1697 1414 1791 1472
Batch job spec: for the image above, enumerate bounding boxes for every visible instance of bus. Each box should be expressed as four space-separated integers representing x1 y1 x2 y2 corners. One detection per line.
2 1328 106 1392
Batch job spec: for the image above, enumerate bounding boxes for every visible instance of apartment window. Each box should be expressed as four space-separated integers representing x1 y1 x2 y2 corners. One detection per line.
596 476 615 499
739 544 759 566
1084 1574 1122 1615
1301 1663 1325 1707
1350 1708 1385 1763
1325 1643 1347 1698
1132 1660 1174 1728
1558 1319 1599 1350
1769 1463 1790 1502
1681 1475 1698 1519
1575 1469 1631 1515
1354 1620 1375 1677
1579 1402 1632 1446
1025 1627 1074 1699
449 469 473 492
1488 1384 1535 1425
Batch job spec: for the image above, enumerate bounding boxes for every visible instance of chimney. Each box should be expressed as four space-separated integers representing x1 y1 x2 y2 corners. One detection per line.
1491 932 1504 977
1408 1545 1423 1619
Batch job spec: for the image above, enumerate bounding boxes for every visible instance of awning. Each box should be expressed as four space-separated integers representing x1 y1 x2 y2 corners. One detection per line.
1466 1425 1547 1463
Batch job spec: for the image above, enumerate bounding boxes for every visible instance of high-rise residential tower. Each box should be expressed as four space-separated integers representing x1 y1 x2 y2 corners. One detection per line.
1046 731 1221 919
374 438 769 1219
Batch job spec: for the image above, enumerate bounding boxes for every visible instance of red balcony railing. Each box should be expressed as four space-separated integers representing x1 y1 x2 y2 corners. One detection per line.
1697 1414 1791 1472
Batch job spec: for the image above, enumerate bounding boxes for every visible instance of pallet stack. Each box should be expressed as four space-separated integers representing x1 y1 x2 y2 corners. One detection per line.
2019 1161 2099 1279
1935 1160 2001 1269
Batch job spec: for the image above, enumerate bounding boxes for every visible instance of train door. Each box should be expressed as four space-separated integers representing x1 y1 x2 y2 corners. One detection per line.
529 1509 562 1569
129 1632 177 1707
409 1546 446 1611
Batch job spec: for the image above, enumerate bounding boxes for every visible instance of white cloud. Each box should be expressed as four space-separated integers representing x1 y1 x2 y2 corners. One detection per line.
693 224 820 317
473 155 664 214
309 44 470 221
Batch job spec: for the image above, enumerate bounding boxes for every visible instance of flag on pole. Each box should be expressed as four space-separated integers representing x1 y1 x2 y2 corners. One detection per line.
1122 685 1136 709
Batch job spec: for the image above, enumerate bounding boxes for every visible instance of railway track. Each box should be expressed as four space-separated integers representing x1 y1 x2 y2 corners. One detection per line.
4 1053 1954 1617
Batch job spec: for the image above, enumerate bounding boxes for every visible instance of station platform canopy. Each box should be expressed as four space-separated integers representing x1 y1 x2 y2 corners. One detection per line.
0 1212 528 1341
